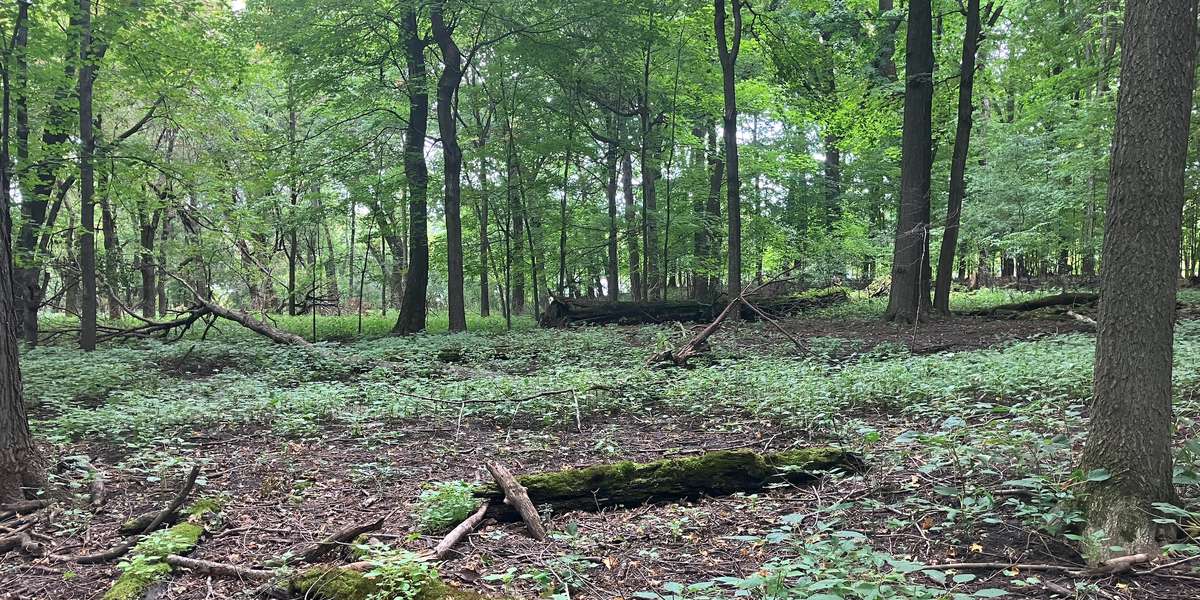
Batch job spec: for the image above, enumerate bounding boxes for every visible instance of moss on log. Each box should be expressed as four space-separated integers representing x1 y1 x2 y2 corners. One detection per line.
290 565 506 600
477 448 862 517
102 498 223 600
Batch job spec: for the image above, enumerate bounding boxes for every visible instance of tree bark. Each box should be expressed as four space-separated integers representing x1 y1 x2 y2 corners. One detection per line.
715 0 742 299
431 1 466 332
884 0 934 323
78 0 97 351
933 0 983 315
621 147 640 301
1079 0 1197 564
393 8 430 335
605 139 620 301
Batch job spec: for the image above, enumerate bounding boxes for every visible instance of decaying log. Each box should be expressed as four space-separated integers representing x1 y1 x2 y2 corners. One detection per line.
0 499 51 514
477 448 862 519
434 502 489 559
963 292 1099 316
264 517 384 567
486 461 547 541
541 287 849 327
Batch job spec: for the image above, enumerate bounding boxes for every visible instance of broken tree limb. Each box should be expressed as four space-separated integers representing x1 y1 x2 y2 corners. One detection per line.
65 465 200 564
477 448 863 519
434 502 489 559
485 461 547 541
647 294 743 367
931 552 1152 577
263 517 384 568
0 499 51 514
164 554 273 580
165 270 313 346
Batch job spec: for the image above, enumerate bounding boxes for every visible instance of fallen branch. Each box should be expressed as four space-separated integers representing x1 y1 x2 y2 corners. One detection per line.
165 270 312 347
0 499 52 514
165 554 273 580
434 502 489 559
486 461 546 541
62 465 200 564
264 517 384 567
931 552 1152 577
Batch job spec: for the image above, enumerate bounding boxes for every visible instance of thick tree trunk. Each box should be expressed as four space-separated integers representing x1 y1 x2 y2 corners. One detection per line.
933 0 982 315
0 0 38 504
393 8 430 335
715 0 742 298
1079 0 1197 564
884 0 934 323
78 0 97 351
431 1 467 332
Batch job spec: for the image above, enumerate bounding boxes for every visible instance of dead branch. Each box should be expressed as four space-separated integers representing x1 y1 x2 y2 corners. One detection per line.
931 552 1152 577
59 465 201 564
263 517 384 568
164 554 273 581
486 461 546 541
434 502 489 559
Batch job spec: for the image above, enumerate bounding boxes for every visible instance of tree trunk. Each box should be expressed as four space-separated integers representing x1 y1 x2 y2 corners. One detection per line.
393 8 430 335
715 0 742 298
1079 0 1197 564
933 0 982 315
0 0 38 504
478 134 491 316
605 141 620 301
823 134 840 230
508 130 525 315
100 166 121 320
621 147 640 301
431 1 466 332
78 0 97 351
884 0 934 323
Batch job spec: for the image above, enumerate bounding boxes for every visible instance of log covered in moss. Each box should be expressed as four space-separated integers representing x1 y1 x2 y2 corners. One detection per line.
477 448 862 518
539 287 850 327
289 565 508 600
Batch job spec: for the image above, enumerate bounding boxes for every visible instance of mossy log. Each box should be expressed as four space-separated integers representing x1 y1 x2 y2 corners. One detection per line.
476 448 862 518
962 292 1099 316
289 565 509 600
539 288 849 327
102 498 222 600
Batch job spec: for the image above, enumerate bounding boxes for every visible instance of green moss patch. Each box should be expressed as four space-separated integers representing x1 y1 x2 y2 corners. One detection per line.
102 498 222 600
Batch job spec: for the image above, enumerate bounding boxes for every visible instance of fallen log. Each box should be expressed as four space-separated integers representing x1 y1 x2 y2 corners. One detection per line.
540 287 849 327
962 292 1099 316
476 448 862 519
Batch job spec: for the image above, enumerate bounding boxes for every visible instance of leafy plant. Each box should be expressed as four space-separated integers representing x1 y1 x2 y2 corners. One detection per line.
414 481 479 535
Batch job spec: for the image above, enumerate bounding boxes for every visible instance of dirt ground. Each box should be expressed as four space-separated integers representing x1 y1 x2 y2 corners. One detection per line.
3 312 1197 600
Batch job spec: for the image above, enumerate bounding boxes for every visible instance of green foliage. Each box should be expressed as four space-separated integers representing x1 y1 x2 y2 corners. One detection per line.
414 481 480 535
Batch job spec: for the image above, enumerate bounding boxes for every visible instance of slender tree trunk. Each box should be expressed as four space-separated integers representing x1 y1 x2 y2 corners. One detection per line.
605 142 620 301
715 0 742 298
431 1 466 332
100 164 121 319
478 129 491 316
507 124 525 315
393 8 430 335
78 0 97 350
823 135 840 230
622 147 641 300
933 0 982 315
1079 0 1197 563
884 0 934 323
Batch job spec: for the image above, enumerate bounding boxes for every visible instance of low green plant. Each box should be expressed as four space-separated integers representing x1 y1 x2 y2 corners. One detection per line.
414 481 479 535
362 546 441 600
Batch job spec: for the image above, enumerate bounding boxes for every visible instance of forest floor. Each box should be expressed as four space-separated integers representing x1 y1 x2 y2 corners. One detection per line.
4 289 1200 600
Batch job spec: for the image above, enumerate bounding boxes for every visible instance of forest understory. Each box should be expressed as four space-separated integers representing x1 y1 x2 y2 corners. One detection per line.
4 289 1200 600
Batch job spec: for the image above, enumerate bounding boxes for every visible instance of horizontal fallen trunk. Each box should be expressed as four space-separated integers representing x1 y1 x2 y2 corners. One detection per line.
476 448 862 518
540 288 849 327
962 292 1099 316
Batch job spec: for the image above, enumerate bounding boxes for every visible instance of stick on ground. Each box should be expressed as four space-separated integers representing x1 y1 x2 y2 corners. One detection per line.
434 502 489 559
486 461 546 541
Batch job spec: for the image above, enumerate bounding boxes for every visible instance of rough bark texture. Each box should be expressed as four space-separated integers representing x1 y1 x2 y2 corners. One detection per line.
1079 0 1197 564
621 148 640 300
393 8 430 335
605 142 621 301
477 448 862 519
933 0 982 315
715 0 742 298
884 0 934 323
431 1 466 332
78 0 97 350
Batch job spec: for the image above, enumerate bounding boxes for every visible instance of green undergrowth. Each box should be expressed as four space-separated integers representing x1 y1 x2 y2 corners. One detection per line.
104 497 223 600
